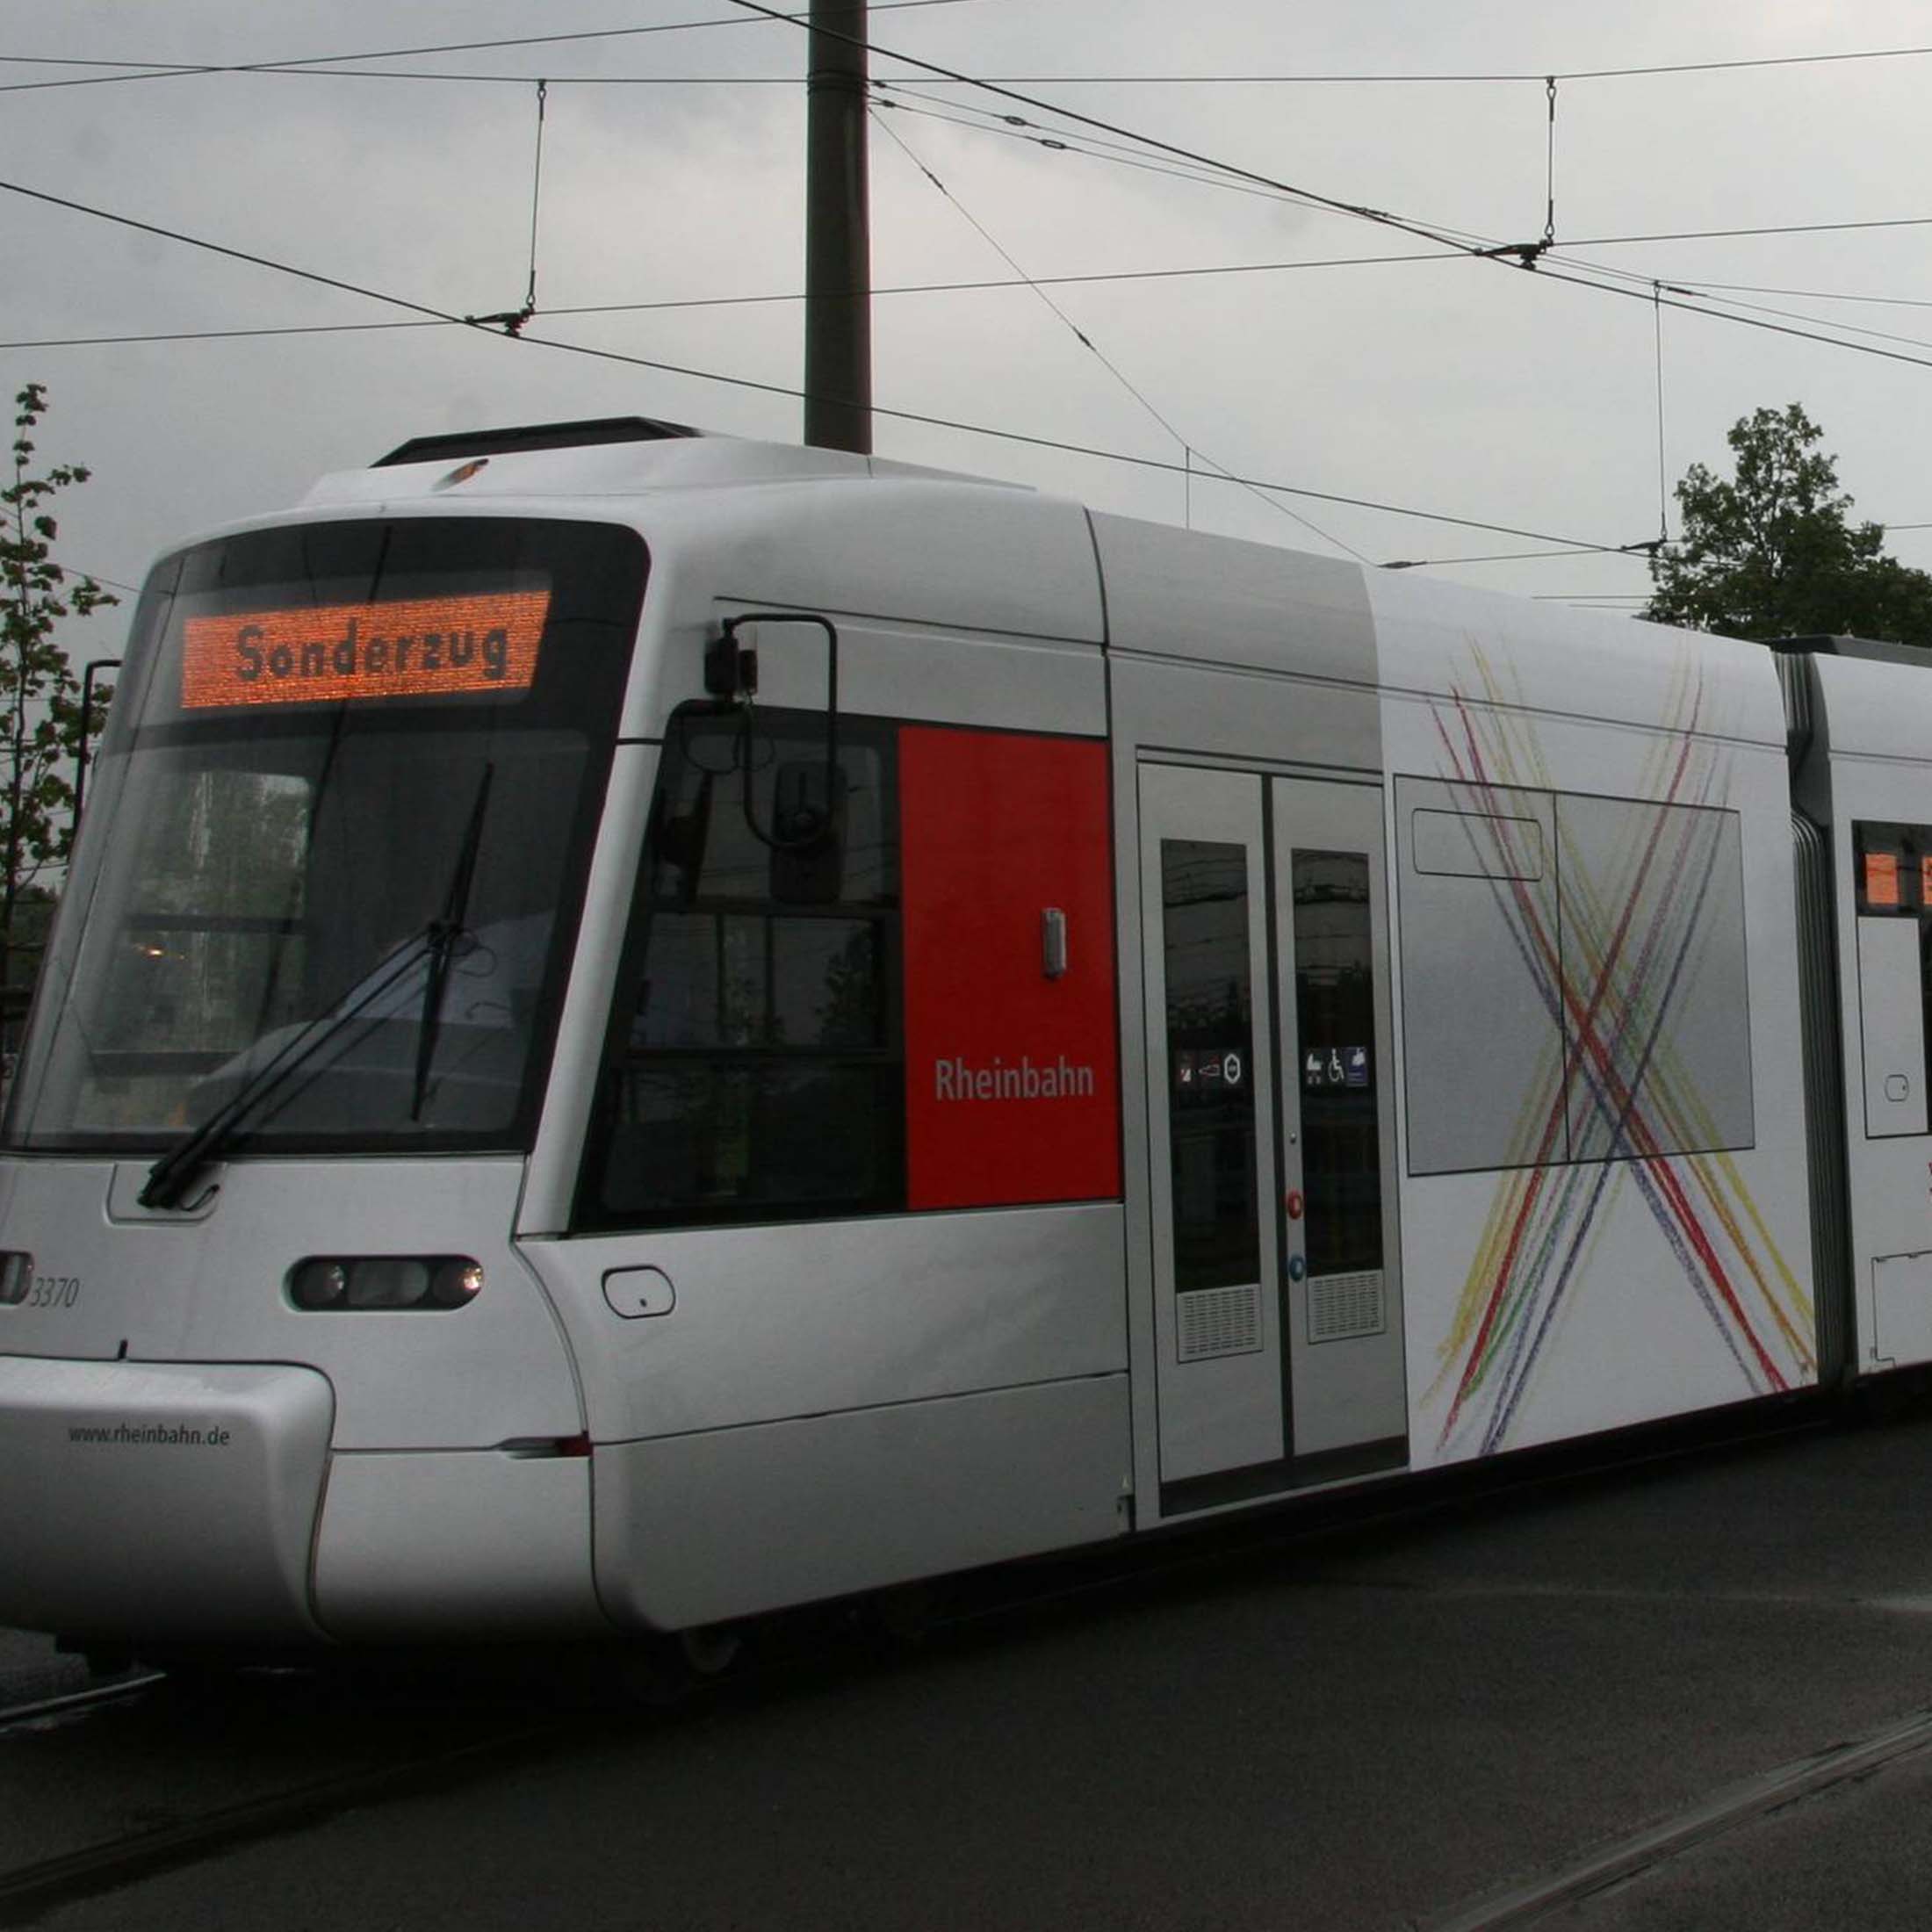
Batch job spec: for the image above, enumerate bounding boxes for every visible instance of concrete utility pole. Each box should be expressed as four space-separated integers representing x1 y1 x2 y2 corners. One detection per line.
804 0 872 453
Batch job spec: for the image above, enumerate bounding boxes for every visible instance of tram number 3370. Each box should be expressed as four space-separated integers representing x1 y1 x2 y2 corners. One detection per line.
27 1276 80 1309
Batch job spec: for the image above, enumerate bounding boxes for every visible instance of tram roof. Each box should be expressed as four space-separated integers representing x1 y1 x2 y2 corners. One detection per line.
266 420 1860 754
302 424 1029 511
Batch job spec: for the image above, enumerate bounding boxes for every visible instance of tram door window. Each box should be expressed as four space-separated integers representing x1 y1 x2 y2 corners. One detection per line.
1161 839 1262 1303
1272 782 1404 1467
1140 766 1281 1490
1288 851 1384 1284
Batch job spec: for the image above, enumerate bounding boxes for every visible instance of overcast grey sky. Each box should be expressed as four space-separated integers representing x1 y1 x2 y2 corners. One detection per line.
9 0 1932 668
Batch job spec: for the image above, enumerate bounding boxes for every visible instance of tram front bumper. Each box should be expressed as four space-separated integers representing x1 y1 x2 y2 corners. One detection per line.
0 1356 334 1646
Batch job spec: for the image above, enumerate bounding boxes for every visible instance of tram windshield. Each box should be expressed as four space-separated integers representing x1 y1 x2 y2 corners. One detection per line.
5 516 644 1157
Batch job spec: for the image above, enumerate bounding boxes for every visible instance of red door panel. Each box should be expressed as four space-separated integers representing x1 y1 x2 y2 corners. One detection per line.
900 726 1121 1210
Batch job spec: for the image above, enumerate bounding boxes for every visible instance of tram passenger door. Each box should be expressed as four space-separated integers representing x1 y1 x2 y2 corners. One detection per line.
1140 763 1407 1514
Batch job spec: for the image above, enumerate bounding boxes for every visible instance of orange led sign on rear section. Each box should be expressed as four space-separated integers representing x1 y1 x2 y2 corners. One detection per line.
1866 851 1901 908
180 589 551 710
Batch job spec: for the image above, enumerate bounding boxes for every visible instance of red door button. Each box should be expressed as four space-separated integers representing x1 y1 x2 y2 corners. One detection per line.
1285 1190 1304 1221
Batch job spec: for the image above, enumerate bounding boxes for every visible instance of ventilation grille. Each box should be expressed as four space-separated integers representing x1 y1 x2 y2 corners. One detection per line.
1308 1269 1387 1344
1177 1284 1263 1362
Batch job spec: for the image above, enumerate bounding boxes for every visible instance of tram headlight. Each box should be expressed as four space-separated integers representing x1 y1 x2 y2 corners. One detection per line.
285 1256 485 1312
290 1259 349 1309
428 1259 487 1308
0 1252 31 1306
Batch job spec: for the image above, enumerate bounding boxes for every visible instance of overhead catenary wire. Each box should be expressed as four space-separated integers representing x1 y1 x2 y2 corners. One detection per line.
873 86 1350 208
19 12 1932 580
869 44 1932 84
879 81 1932 276
1646 281 1932 359
16 8 1932 423
738 0 1932 334
11 147 1932 444
0 246 1488 355
1662 278 1932 311
870 107 1373 561
0 173 1650 559
21 97 1916 559
729 0 1648 264
11 36 1932 90
1565 214 1932 248
20 0 1932 425
18 21 1932 329
875 73 1932 326
66 569 144 597
878 78 1932 278
0 2 970 96
736 0 1932 398
0 244 1474 351
1381 544 1628 569
14 14 1932 660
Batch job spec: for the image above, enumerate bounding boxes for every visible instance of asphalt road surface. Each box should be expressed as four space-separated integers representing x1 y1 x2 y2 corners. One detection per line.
10 1402 1932 1929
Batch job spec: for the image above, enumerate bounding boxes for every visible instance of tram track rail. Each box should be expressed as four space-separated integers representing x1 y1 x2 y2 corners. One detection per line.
0 1673 164 1735
1421 1703 1932 1929
0 1697 575 1928
0 1633 801 1927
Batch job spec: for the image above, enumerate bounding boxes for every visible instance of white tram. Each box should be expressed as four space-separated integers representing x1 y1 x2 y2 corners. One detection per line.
0 417 1919 1654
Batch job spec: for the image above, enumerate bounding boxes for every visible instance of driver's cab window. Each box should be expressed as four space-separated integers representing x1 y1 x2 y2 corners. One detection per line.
578 706 903 1229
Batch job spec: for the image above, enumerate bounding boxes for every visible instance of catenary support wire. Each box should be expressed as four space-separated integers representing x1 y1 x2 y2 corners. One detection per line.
0 171 1889 561
526 78 548 317
1654 281 1669 546
12 32 1932 92
870 107 1371 559
1544 76 1558 247
0 4 970 96
470 78 547 335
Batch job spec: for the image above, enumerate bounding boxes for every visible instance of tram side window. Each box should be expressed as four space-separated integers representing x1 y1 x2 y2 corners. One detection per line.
1559 794 1752 1162
1854 822 1932 930
578 708 903 1228
1397 776 1754 1172
1395 778 1562 1174
1852 821 1932 1138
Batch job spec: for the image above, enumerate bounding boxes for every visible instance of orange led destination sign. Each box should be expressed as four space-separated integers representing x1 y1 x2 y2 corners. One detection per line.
180 588 551 710
1866 851 1901 909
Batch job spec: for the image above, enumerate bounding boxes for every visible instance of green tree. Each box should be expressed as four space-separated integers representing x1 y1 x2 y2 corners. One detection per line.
1 382 117 1026
1646 402 1932 645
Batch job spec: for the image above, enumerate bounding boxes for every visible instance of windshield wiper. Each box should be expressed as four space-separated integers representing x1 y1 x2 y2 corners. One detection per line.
139 760 499 1209
137 927 442 1211
410 762 494 1121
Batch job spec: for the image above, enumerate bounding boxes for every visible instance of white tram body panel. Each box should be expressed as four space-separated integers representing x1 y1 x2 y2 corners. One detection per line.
0 1157 600 1641
0 422 1876 1652
1802 652 1932 1376
1366 571 1815 1463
